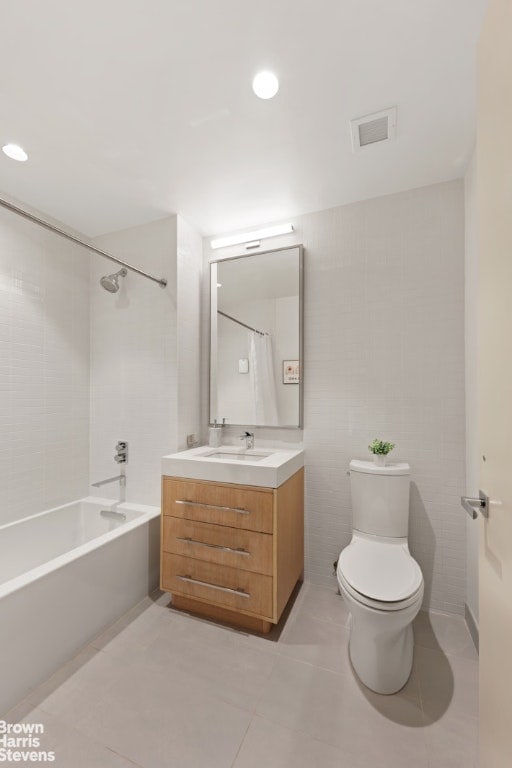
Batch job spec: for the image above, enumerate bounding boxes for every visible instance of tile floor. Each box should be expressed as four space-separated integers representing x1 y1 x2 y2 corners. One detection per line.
4 583 478 767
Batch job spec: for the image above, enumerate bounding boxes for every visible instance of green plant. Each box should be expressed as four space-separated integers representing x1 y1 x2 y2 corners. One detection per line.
368 438 395 456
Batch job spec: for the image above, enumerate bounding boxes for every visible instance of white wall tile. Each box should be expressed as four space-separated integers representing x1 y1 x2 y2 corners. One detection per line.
202 180 466 615
89 216 179 507
0 207 90 525
1 183 465 616
177 216 203 450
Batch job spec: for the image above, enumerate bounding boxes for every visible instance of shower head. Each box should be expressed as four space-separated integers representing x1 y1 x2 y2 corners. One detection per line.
100 268 127 293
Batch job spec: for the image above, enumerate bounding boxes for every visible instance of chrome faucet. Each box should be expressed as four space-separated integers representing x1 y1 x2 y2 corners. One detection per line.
92 441 128 509
91 473 126 512
91 474 126 489
239 431 255 450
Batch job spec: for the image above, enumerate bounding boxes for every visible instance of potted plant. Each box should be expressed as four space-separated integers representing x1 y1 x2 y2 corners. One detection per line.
368 438 395 467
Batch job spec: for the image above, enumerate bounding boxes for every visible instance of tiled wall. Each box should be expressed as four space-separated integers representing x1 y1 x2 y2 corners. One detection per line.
1 181 465 615
204 180 466 614
177 217 203 450
0 205 202 524
89 216 179 507
0 205 90 526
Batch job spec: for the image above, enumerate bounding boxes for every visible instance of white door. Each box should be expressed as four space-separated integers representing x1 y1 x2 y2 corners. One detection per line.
477 1 512 765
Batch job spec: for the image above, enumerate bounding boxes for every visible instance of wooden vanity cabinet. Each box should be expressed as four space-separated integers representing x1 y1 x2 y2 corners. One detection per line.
160 468 304 633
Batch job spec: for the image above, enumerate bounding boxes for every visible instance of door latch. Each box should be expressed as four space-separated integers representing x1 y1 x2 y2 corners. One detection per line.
461 490 489 519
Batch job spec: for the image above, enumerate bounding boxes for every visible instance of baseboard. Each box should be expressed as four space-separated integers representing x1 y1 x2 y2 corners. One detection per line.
465 602 479 654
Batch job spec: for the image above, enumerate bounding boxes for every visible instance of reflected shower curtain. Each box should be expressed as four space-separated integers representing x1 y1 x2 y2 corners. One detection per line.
248 331 279 426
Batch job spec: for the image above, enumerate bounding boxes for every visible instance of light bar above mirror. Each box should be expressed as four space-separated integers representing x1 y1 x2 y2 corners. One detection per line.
210 223 293 250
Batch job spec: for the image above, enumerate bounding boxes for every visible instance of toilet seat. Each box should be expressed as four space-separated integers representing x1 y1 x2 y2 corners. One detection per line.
337 533 423 611
337 568 423 612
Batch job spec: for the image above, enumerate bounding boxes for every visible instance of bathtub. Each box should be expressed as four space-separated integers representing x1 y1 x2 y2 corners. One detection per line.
0 497 160 715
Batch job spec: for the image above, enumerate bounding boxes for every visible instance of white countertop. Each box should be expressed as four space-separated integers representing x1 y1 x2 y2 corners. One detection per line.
161 445 304 488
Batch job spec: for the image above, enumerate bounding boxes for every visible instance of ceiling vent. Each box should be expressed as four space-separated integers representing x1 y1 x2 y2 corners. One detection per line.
350 107 397 153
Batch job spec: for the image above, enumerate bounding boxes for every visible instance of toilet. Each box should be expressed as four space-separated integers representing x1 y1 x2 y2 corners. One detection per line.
336 459 424 695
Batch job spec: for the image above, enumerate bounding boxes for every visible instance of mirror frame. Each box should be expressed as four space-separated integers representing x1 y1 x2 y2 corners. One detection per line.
209 244 304 429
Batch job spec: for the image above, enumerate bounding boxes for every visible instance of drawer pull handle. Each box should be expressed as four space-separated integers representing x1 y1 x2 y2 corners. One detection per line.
177 537 250 556
176 499 249 515
177 574 250 598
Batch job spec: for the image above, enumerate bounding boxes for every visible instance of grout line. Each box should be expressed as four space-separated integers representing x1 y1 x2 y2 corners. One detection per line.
105 746 145 767
250 652 279 716
413 641 479 663
245 712 363 762
229 714 255 768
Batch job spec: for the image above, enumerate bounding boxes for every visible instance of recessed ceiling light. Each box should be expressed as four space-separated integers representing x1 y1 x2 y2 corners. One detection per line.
2 143 28 162
252 71 279 100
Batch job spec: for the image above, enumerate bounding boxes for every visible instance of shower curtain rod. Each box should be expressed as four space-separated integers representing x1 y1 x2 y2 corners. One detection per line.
0 196 167 288
218 310 268 336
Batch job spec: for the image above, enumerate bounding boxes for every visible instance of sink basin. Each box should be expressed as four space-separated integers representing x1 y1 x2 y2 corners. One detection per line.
161 445 304 488
203 450 270 462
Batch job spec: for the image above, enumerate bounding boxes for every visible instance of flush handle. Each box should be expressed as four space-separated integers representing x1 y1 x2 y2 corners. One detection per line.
461 490 489 519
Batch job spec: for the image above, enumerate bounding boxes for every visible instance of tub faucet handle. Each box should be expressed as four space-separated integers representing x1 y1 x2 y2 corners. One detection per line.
115 441 128 464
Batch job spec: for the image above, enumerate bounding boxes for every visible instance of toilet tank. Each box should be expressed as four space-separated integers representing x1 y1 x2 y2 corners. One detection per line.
349 460 410 538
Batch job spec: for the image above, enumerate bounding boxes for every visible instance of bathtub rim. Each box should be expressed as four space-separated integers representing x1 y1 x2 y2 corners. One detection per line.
0 496 160 601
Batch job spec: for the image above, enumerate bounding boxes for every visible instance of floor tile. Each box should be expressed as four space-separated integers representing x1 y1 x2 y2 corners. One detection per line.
290 582 351 627
277 608 352 676
1 707 141 767
233 715 364 768
415 646 479 719
256 655 429 768
165 598 285 658
414 610 478 660
75 659 252 768
6 588 478 768
90 595 176 655
25 645 101 707
31 647 129 721
138 611 277 712
423 708 479 767
401 649 422 701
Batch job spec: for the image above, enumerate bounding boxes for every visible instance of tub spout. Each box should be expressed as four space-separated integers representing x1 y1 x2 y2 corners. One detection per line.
91 475 126 488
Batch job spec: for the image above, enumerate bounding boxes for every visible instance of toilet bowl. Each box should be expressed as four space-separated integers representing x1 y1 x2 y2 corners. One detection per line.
337 460 424 695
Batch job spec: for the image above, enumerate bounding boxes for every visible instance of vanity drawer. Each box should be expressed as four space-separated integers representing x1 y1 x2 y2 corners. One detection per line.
161 553 273 618
162 517 273 575
163 477 273 533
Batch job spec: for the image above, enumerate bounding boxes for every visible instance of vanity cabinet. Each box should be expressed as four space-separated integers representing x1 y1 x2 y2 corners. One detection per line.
160 468 304 633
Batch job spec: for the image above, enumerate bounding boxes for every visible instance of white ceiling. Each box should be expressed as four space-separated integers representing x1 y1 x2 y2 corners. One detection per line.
0 0 488 237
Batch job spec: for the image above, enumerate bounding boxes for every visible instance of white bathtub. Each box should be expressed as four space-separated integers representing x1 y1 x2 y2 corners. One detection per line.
0 497 160 715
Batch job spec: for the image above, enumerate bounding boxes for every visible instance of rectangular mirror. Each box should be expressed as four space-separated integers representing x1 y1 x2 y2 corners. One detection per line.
209 245 303 428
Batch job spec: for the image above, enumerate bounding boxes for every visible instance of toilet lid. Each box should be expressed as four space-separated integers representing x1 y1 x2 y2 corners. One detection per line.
338 536 423 602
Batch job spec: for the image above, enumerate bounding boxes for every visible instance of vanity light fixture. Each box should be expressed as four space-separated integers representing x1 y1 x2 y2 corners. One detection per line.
252 71 279 99
210 223 293 250
2 143 28 162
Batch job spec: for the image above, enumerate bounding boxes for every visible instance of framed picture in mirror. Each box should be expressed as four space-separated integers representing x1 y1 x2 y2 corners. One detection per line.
283 360 300 384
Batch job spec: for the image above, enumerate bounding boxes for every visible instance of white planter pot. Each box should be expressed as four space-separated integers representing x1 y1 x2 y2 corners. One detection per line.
373 454 387 467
